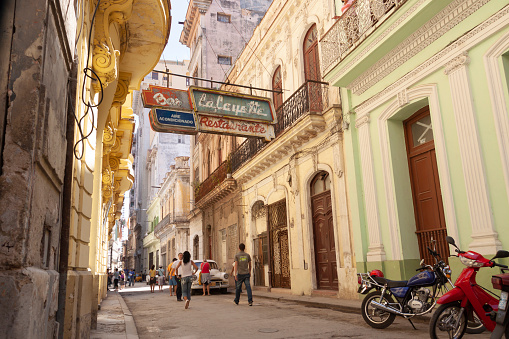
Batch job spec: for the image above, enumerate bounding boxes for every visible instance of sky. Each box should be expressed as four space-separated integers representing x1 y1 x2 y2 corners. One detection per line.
163 2 191 62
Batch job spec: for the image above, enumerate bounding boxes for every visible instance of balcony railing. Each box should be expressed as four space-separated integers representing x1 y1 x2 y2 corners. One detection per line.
194 158 231 203
154 213 189 234
231 80 329 173
320 0 407 75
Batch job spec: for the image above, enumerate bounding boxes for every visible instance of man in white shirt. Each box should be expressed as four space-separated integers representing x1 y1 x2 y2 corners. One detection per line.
172 253 183 301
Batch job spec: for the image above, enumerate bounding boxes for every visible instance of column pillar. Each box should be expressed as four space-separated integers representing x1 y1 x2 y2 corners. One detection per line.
355 113 386 261
445 51 501 253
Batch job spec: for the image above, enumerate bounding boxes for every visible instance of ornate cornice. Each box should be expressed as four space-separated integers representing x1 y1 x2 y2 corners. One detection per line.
92 0 134 91
354 4 509 115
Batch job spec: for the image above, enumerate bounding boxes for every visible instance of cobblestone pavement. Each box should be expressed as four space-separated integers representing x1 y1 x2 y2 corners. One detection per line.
119 284 492 339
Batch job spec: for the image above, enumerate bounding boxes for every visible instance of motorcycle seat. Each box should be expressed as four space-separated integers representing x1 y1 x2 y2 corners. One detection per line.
372 276 408 288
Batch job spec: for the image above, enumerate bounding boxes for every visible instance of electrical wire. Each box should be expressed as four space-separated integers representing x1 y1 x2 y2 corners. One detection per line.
73 0 105 160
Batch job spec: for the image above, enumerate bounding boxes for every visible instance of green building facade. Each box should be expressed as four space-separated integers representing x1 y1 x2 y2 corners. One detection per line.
320 0 509 286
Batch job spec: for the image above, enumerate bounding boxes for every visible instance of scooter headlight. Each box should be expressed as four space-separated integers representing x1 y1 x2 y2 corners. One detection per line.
460 256 484 268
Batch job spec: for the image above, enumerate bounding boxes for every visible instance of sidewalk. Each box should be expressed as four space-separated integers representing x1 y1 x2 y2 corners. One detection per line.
90 290 138 339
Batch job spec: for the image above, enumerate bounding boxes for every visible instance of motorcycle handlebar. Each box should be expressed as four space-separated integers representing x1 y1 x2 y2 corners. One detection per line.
492 262 508 269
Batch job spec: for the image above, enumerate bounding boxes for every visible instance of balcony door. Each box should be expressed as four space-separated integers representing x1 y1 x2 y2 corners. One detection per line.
303 24 323 112
272 66 283 110
304 24 320 81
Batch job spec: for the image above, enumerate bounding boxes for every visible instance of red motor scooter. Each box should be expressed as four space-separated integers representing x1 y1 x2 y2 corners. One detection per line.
491 272 509 338
429 236 509 339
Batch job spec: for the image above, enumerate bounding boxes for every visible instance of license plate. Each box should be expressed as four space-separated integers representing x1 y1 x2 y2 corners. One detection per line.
210 282 216 287
499 291 508 311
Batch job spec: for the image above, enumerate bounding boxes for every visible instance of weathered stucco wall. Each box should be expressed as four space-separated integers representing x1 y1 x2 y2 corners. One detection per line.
0 0 76 336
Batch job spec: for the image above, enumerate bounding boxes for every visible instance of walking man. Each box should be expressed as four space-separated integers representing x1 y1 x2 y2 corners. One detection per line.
172 252 184 301
113 268 120 291
233 243 253 306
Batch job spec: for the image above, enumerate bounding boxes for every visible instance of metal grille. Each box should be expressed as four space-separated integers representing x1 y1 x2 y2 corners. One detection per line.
230 80 329 173
416 228 449 265
320 0 407 75
227 224 238 259
268 199 291 289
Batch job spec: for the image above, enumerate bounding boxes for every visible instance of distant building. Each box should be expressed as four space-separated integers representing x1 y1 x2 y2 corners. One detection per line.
155 156 191 272
129 59 191 275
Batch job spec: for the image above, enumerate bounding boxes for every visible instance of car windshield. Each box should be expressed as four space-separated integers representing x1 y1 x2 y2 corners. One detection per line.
195 261 218 270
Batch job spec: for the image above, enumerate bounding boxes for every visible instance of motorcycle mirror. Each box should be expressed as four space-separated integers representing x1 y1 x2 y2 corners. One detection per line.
446 236 458 248
420 259 425 266
492 250 509 260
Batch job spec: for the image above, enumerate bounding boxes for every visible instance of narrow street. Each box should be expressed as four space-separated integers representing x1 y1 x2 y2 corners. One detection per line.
117 284 492 339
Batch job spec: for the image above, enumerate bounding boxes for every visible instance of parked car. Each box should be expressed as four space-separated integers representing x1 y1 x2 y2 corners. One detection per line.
191 260 229 294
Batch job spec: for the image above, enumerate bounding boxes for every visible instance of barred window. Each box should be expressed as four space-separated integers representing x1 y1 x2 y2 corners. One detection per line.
218 56 232 65
152 71 159 80
217 13 231 23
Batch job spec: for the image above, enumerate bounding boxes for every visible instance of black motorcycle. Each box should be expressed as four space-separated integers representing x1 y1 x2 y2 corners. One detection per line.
358 246 484 333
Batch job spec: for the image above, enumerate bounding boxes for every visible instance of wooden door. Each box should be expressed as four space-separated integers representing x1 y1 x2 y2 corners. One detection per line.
254 237 266 286
404 108 449 263
312 190 338 290
268 199 291 289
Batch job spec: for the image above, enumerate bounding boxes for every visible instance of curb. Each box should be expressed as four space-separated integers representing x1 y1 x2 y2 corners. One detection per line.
116 292 139 339
254 294 360 314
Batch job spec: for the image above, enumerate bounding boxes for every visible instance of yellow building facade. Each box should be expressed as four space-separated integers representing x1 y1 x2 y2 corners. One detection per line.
61 0 171 336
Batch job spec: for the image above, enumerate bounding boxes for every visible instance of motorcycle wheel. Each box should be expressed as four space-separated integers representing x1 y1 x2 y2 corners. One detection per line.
429 302 467 339
361 290 396 329
465 313 485 334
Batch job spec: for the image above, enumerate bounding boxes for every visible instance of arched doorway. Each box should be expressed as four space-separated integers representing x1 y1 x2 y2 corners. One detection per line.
311 171 337 290
404 107 449 263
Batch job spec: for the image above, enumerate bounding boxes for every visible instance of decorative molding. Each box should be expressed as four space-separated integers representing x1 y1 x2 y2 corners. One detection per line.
484 29 509 210
92 0 134 91
444 51 470 75
397 88 408 107
377 84 459 260
112 72 132 106
349 0 490 94
354 4 509 115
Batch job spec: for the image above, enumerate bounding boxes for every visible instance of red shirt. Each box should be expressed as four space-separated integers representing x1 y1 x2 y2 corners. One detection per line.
201 262 210 274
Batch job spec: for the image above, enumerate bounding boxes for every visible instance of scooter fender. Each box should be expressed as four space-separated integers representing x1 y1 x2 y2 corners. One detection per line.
437 288 466 305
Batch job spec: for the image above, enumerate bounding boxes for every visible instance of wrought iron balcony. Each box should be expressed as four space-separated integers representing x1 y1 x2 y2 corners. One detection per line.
320 0 407 76
154 213 189 237
231 80 329 173
194 158 231 203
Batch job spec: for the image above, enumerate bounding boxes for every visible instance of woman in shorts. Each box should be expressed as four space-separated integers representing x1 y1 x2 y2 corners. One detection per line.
149 265 156 293
200 260 211 296
167 258 178 296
